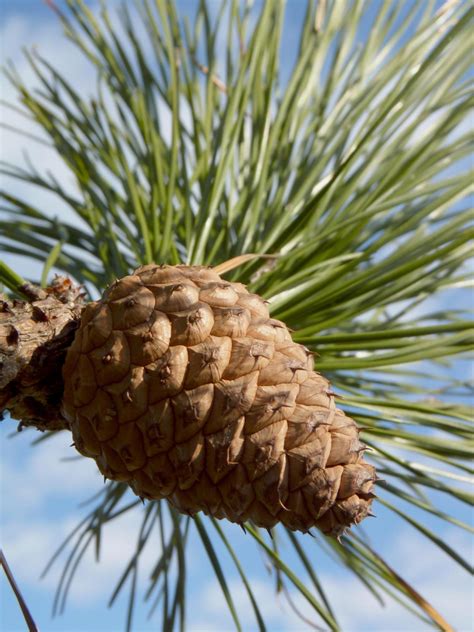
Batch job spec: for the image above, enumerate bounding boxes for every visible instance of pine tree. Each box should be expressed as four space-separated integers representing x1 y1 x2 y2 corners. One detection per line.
1 1 472 630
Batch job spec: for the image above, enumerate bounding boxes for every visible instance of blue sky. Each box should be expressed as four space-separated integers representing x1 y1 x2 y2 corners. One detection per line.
0 1 473 631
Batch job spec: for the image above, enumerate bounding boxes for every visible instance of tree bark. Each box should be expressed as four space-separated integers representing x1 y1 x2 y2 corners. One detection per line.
0 277 85 432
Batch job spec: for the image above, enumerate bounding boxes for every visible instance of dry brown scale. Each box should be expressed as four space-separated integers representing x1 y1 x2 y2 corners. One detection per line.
60 264 377 536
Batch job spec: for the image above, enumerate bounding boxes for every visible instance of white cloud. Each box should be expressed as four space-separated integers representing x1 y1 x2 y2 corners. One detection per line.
192 528 474 632
2 509 162 607
1 422 154 605
1 425 167 611
0 429 101 512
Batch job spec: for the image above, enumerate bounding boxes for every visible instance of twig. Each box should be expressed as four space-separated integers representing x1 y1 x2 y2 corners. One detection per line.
435 0 460 18
315 0 327 33
213 253 279 275
348 536 455 632
43 0 62 17
0 549 39 632
192 58 228 94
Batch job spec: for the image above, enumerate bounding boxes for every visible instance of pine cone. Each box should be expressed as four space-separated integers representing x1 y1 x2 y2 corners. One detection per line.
62 264 376 536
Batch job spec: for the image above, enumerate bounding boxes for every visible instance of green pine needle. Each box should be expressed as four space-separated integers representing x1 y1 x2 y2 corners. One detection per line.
1 0 472 630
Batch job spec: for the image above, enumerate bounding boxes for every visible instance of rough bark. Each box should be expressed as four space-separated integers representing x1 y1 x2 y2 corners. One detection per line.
0 277 85 432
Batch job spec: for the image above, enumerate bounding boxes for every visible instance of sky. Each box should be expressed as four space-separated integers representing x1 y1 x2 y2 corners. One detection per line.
0 1 473 631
